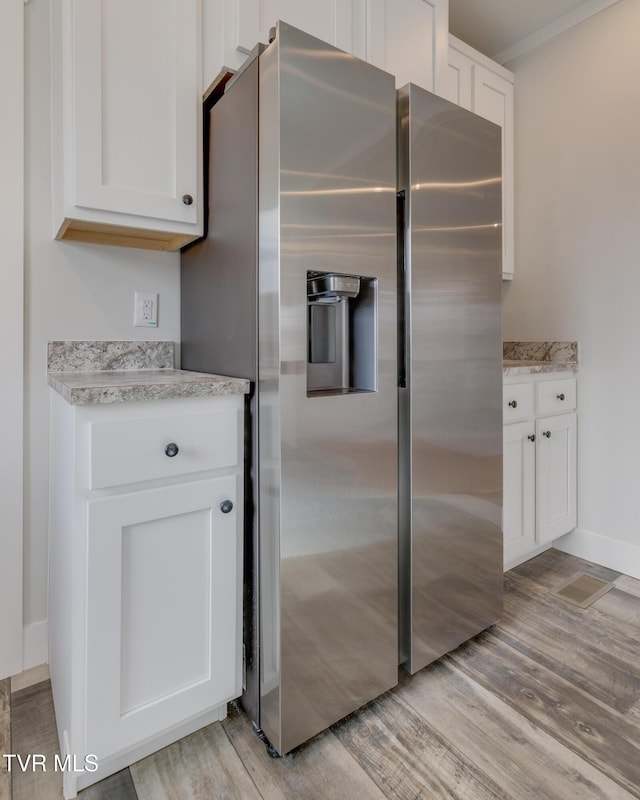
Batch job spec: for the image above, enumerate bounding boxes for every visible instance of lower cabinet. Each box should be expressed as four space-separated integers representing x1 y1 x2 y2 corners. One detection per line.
503 420 536 562
503 373 577 568
48 394 244 799
85 477 239 758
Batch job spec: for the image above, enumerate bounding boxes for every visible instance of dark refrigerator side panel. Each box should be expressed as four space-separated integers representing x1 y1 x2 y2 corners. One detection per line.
181 63 259 382
398 83 504 675
180 61 261 725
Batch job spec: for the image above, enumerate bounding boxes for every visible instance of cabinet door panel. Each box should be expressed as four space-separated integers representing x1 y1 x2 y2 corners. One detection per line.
120 509 212 714
86 476 240 757
473 64 514 277
237 0 354 55
445 46 472 108
368 0 447 91
536 413 577 544
503 422 536 565
72 0 200 223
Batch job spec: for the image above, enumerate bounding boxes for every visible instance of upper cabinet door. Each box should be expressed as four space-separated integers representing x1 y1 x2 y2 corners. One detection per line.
443 44 473 108
204 0 448 93
473 64 514 279
72 0 200 224
204 0 362 94
52 0 203 250
445 36 514 279
367 0 448 92
237 0 355 55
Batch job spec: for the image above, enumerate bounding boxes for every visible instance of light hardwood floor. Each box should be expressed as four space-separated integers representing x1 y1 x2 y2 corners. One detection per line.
9 549 640 799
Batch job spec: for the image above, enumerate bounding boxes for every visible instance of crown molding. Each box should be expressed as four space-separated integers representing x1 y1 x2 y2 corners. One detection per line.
494 0 621 66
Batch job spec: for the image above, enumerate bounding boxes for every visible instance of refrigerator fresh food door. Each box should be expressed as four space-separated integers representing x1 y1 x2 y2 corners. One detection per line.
398 83 503 674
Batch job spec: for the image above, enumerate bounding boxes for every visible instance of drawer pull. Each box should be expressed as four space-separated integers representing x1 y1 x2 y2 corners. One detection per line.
542 431 551 438
508 400 518 408
557 393 566 401
528 434 536 442
182 194 194 206
220 500 234 514
164 442 179 458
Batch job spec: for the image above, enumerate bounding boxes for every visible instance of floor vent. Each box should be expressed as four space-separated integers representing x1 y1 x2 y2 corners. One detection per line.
550 572 614 608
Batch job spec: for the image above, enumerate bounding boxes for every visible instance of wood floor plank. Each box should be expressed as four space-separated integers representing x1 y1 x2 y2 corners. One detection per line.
332 688 511 800
495 573 640 712
626 700 640 726
222 702 386 800
591 587 640 627
447 633 640 798
614 575 640 599
399 659 637 800
513 549 621 588
10 680 62 800
78 768 138 800
10 665 50 695
130 719 261 800
0 679 10 800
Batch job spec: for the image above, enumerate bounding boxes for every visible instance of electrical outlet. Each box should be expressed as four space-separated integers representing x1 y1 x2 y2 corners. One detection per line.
134 292 158 327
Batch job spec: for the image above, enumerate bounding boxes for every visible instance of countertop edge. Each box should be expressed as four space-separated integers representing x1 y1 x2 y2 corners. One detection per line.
503 362 578 376
47 370 250 405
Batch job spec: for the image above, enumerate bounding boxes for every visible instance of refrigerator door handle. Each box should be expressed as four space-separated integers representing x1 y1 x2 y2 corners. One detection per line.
397 190 407 389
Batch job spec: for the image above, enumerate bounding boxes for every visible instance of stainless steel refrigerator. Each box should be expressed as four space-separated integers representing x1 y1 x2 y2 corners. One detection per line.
181 22 398 755
397 83 503 675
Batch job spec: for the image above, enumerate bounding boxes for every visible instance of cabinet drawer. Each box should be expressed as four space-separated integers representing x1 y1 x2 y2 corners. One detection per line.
536 378 576 415
90 409 239 489
503 383 534 423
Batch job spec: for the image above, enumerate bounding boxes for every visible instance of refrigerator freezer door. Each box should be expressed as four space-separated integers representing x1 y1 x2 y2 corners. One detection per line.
259 23 398 754
398 84 503 674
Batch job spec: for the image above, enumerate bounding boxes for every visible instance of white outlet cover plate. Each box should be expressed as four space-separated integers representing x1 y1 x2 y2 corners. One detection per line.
134 292 158 327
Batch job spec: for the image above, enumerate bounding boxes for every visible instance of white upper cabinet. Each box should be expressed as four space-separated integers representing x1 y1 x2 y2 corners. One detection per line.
366 0 448 92
203 0 363 85
445 36 514 279
52 0 203 251
237 0 356 55
203 0 449 94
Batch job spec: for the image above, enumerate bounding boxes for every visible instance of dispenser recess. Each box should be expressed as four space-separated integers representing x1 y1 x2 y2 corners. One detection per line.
307 271 377 396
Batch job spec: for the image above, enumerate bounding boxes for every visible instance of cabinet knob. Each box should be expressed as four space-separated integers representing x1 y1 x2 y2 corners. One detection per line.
182 194 194 206
508 400 518 408
543 430 552 438
557 393 565 401
528 434 536 442
164 442 179 457
220 500 234 514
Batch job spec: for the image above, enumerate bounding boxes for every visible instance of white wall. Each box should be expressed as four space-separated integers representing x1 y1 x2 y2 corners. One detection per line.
0 0 25 679
503 0 640 576
24 0 181 665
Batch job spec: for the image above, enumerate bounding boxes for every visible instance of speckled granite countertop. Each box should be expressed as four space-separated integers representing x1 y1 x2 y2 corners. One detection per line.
47 341 249 405
503 341 578 376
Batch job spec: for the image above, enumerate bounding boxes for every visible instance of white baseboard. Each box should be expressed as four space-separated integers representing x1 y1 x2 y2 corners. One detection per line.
554 527 640 580
22 620 47 672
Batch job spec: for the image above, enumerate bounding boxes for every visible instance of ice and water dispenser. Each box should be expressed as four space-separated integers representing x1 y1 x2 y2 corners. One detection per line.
307 271 377 396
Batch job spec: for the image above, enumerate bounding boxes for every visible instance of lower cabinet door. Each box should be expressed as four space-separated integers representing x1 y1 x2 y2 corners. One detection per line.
503 421 536 565
536 413 577 544
85 476 241 758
